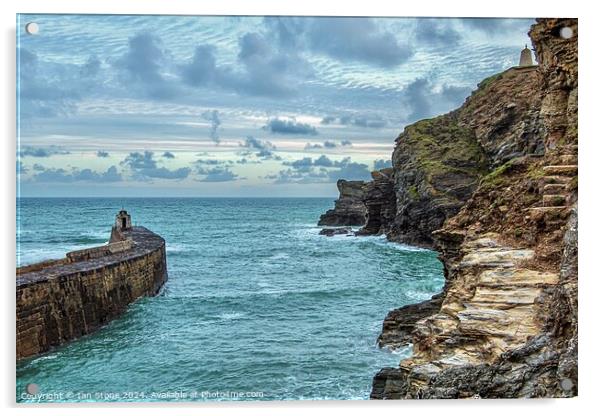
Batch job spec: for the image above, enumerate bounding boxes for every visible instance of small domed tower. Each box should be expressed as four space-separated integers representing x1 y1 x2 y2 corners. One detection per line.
519 44 534 66
115 210 132 230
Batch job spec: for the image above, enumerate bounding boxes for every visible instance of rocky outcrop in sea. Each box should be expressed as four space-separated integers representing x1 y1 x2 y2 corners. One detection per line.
320 18 578 399
318 179 367 226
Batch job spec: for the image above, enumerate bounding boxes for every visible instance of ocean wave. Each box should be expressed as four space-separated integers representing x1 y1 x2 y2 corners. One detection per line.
217 312 245 321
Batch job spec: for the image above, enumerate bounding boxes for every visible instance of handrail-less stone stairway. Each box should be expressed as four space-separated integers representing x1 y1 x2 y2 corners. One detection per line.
377 144 578 396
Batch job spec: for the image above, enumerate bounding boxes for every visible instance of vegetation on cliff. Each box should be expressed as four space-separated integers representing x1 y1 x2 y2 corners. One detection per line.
371 18 578 399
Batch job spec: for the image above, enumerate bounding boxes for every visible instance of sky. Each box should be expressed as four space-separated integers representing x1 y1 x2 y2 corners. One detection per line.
16 14 534 197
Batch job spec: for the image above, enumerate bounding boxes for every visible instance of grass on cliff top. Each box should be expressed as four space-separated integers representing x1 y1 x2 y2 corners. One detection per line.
459 70 509 115
401 114 488 179
480 157 545 191
477 71 504 90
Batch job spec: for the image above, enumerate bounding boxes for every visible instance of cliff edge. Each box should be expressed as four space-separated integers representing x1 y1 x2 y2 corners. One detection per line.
318 179 367 226
370 18 577 399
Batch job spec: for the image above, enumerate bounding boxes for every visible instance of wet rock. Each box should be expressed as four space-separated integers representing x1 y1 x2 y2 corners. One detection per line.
377 295 443 350
319 227 353 237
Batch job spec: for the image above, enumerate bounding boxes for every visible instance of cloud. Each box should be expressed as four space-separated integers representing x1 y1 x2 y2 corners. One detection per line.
114 33 178 99
266 168 329 184
32 165 123 183
96 150 110 158
321 114 387 128
19 146 70 158
179 32 313 98
415 19 461 48
373 159 392 170
196 166 241 182
228 32 313 97
274 155 371 183
326 157 371 182
402 78 471 122
16 161 27 174
265 16 413 67
17 49 83 118
162 151 175 159
236 158 260 165
121 151 191 180
201 110 222 144
304 140 352 150
241 136 275 151
264 118 318 135
121 151 156 170
239 136 281 160
193 158 232 167
180 45 217 87
461 18 534 35
81 55 102 77
305 18 413 67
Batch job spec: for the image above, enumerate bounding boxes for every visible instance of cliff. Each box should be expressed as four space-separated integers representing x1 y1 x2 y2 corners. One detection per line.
318 179 367 226
322 61 544 248
356 168 397 235
371 18 577 399
16 216 168 360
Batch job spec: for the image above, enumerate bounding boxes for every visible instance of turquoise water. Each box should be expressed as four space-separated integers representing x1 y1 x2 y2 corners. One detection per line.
16 198 443 402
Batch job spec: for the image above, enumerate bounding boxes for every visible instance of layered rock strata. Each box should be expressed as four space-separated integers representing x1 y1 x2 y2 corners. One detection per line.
318 179 367 226
353 64 543 248
371 18 578 399
357 168 396 236
16 225 168 360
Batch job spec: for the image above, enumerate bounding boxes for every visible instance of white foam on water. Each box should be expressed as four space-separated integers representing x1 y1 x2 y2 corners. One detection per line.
217 312 245 321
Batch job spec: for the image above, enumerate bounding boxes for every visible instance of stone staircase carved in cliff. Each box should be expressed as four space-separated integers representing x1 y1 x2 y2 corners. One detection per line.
400 144 577 381
528 144 577 223
400 234 559 378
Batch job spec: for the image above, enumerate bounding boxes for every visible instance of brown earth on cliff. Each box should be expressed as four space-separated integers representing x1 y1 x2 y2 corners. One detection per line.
371 18 577 399
365 63 543 248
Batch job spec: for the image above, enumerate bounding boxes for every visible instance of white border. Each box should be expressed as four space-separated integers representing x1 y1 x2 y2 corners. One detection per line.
2 1 599 415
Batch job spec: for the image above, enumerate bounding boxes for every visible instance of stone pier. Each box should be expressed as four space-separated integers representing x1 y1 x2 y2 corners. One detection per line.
16 211 168 360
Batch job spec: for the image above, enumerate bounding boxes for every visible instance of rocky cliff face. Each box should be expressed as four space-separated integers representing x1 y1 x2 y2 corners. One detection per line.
318 179 367 226
354 61 544 248
371 18 578 399
356 168 396 236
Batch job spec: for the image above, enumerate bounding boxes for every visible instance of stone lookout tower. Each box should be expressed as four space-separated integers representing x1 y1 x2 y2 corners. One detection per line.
115 209 132 230
519 44 534 66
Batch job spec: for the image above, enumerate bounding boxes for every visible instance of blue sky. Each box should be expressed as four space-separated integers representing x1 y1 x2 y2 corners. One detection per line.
17 14 534 197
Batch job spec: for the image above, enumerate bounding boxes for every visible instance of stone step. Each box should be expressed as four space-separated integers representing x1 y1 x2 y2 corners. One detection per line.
457 305 538 338
542 165 578 176
546 220 568 229
559 144 578 154
543 183 568 194
471 286 541 305
527 206 568 213
459 248 534 269
479 268 559 287
554 154 578 165
543 194 568 207
526 206 569 222
541 175 572 185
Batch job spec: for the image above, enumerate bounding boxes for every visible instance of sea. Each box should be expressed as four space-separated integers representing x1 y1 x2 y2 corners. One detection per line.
16 197 444 402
